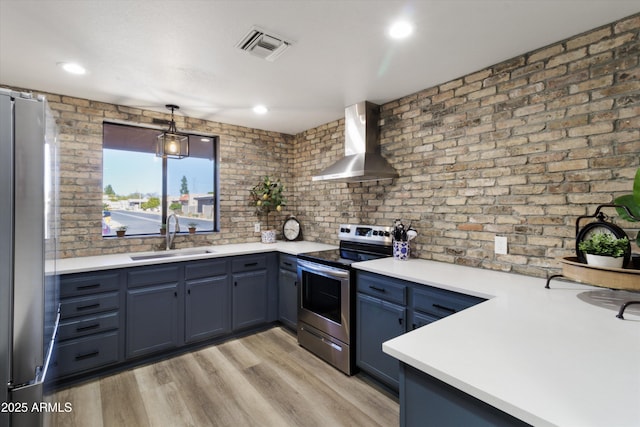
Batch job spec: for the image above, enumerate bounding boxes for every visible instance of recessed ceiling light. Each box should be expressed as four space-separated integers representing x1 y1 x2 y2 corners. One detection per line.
388 21 413 39
200 138 210 142
253 105 268 115
58 62 86 75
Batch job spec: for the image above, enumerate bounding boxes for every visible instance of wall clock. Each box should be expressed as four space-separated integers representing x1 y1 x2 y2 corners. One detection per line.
283 216 302 241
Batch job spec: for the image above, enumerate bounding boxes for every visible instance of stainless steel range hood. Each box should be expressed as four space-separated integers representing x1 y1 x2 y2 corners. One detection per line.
312 101 398 183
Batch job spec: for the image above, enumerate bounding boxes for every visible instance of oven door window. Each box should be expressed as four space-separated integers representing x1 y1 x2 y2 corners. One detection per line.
302 272 342 325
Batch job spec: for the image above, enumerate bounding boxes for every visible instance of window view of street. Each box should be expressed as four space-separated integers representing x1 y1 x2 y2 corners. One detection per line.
102 148 215 236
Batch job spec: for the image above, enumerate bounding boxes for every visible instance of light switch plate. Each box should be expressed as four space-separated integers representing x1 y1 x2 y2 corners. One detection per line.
254 222 261 232
495 236 508 255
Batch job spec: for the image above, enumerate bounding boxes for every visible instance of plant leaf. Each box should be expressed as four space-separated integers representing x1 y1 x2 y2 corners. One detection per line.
614 194 640 222
633 168 640 205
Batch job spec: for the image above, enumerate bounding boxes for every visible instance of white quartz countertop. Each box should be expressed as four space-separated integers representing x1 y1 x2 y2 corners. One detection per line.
55 241 336 275
355 257 640 427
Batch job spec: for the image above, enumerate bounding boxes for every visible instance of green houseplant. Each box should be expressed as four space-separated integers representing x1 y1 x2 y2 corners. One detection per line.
578 232 629 268
116 225 128 238
614 168 640 246
250 176 286 243
188 222 197 234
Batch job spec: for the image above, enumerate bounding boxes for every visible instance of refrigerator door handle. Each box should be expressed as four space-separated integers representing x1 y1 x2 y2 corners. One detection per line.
9 307 59 392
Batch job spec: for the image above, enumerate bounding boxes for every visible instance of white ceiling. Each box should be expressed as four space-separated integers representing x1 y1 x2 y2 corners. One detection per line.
1 1 638 135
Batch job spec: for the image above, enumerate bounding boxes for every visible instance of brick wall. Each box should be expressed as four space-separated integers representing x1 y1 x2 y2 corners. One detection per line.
3 13 638 279
8 93 294 258
292 13 640 277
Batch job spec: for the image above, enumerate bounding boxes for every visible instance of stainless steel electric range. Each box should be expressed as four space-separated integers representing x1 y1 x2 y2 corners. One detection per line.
297 224 393 375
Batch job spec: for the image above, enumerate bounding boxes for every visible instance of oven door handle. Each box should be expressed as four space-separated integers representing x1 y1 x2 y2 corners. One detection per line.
298 259 350 279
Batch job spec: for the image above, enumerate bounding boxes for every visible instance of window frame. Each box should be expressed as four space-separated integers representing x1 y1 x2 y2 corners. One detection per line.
102 121 220 236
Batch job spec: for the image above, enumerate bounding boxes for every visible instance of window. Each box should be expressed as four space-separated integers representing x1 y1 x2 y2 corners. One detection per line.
102 122 219 237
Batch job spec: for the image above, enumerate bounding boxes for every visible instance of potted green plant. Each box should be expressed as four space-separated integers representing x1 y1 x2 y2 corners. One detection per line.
188 222 197 234
250 175 286 243
116 225 128 238
160 224 167 235
614 167 640 246
578 232 629 268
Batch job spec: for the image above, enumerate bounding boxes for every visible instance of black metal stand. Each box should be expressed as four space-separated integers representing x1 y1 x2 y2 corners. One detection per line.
545 274 640 320
616 301 640 320
545 274 565 289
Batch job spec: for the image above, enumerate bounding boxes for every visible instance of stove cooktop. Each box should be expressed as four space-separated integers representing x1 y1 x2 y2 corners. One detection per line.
297 223 394 268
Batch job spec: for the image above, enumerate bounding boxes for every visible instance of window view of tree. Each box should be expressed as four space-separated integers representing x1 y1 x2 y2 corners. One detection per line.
102 123 218 237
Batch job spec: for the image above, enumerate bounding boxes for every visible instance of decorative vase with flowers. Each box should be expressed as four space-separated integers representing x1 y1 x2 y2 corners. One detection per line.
250 175 286 243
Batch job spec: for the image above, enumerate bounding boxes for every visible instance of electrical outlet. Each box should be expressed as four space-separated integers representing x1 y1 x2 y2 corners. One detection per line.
254 222 261 233
494 236 508 255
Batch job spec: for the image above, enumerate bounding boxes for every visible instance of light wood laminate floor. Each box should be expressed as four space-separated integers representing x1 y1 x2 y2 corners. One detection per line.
50 327 399 427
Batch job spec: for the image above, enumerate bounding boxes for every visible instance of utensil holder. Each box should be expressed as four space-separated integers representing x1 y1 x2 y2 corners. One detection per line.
393 241 410 260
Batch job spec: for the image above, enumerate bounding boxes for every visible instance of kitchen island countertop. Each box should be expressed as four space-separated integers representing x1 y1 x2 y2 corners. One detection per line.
55 241 337 275
354 257 640 427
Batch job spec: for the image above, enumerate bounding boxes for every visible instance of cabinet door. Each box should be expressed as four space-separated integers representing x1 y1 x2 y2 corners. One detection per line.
278 267 298 330
411 311 439 330
126 283 180 359
185 275 230 343
356 293 406 391
232 270 268 331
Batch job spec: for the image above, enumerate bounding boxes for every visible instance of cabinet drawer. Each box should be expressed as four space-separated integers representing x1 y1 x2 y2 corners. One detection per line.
185 258 227 280
60 292 119 319
54 331 119 377
58 312 119 341
357 272 407 305
232 255 266 273
127 264 181 287
279 254 297 272
413 286 485 319
60 271 119 297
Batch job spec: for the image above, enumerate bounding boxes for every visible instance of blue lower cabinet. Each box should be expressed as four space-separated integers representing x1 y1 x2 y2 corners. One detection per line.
356 293 407 391
400 364 531 427
126 282 181 359
55 253 275 383
232 269 268 331
278 268 298 330
52 271 124 381
355 270 487 393
185 275 230 343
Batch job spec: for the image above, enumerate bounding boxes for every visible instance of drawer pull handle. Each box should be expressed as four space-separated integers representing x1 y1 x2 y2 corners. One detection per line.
77 303 100 311
244 262 258 267
433 303 456 314
76 323 100 332
283 262 293 267
75 351 99 361
77 283 100 290
369 285 386 293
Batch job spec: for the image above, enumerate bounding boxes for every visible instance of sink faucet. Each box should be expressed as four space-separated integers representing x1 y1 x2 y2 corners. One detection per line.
166 213 180 250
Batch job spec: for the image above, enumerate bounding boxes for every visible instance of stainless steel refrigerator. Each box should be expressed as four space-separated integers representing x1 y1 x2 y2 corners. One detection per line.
1 88 59 427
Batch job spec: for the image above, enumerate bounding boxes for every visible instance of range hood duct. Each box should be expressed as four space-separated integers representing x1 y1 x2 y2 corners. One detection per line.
312 101 398 183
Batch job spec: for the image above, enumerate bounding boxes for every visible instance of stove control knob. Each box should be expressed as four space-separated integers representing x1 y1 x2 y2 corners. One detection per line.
384 231 390 237
372 230 378 236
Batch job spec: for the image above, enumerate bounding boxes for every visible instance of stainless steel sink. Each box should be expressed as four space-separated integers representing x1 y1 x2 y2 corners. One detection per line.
130 248 215 261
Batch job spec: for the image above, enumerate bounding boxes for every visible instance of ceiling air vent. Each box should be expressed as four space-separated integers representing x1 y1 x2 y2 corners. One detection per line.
235 26 293 62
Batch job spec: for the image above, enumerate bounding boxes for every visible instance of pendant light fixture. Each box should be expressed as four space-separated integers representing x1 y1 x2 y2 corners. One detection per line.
157 104 189 159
